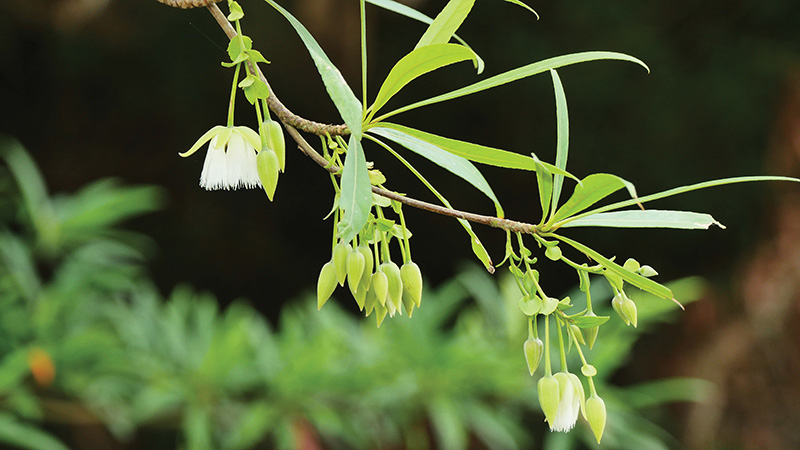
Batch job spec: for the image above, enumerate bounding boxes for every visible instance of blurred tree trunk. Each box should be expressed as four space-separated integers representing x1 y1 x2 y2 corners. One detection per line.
680 68 800 450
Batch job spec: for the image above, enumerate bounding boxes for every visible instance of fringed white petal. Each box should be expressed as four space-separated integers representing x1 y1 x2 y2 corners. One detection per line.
199 135 228 190
225 132 261 190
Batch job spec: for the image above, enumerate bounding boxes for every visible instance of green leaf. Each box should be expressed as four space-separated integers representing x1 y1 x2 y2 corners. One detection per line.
415 0 475 49
365 0 485 73
550 69 569 218
502 0 539 18
370 44 477 120
264 0 363 137
553 234 673 300
374 123 577 180
375 51 649 121
369 126 502 216
561 175 800 225
0 413 69 450
338 136 372 244
561 210 725 229
532 155 552 221
550 173 628 224
571 314 610 328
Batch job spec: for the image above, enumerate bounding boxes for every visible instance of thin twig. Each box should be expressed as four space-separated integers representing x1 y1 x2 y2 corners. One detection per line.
283 125 538 234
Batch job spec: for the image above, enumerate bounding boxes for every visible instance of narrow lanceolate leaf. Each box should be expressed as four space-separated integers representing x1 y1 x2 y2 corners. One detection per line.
366 0 485 73
532 155 552 221
560 210 726 230
370 126 502 215
550 173 627 224
376 51 649 121
415 0 475 49
338 136 372 244
562 175 800 224
370 44 477 120
550 69 569 217
375 123 578 180
553 234 673 300
264 0 362 137
502 0 539 18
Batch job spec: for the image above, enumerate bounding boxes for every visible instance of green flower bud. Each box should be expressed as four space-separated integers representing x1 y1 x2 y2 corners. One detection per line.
358 245 374 283
611 293 629 325
400 261 423 308
371 271 389 306
364 286 377 316
350 282 367 310
544 245 562 261
586 395 607 443
316 262 337 310
538 374 560 426
402 291 415 318
638 264 658 277
622 297 638 328
583 312 600 349
382 262 403 317
523 337 544 375
256 148 279 201
332 242 351 287
263 119 286 172
374 302 388 327
570 325 586 346
346 248 366 294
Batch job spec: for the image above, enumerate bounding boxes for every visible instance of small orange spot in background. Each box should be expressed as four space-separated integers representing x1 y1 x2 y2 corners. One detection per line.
27 347 55 388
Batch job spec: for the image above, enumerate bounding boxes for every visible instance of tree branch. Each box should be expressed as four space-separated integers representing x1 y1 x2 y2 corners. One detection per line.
158 0 541 236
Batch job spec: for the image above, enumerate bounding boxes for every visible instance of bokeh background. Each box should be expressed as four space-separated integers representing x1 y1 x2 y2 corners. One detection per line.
2 0 800 448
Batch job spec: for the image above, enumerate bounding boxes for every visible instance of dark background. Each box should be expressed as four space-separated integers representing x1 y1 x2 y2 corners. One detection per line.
2 1 800 446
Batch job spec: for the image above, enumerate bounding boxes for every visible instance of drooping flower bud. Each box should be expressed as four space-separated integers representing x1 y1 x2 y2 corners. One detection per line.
346 247 366 294
583 312 600 349
402 291 416 318
570 325 586 346
400 261 423 308
538 374 560 426
332 242 351 287
263 119 286 172
523 337 544 375
317 261 338 310
611 293 629 326
382 262 403 317
256 148 280 201
623 258 640 272
621 296 638 328
371 271 389 306
374 302 388 327
586 394 607 443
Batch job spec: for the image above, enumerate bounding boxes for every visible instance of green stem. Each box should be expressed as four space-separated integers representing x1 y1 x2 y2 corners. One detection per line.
544 315 552 376
359 0 368 109
527 316 534 340
227 63 242 127
396 204 411 262
557 316 568 372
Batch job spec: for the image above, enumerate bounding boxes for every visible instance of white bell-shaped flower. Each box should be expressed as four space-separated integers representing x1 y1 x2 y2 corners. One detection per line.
550 371 586 432
181 125 262 191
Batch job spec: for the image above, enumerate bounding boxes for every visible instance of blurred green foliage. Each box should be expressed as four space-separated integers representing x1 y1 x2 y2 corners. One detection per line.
0 138 712 449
